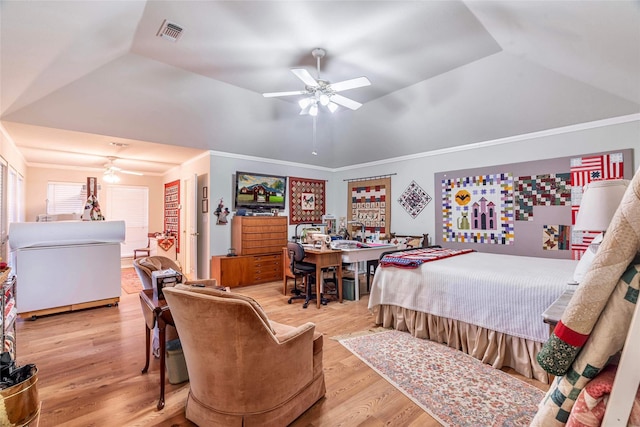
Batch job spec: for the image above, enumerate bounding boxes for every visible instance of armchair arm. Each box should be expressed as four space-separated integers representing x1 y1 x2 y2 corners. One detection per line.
184 278 219 287
270 320 316 344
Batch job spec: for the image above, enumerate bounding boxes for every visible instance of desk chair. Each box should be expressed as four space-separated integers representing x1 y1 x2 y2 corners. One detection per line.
282 247 303 297
286 242 327 309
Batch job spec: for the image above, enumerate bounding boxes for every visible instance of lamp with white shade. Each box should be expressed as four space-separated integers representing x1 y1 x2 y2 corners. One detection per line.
571 179 629 284
574 179 629 234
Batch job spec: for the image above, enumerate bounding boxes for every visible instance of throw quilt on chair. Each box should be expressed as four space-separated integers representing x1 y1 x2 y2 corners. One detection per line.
532 170 640 426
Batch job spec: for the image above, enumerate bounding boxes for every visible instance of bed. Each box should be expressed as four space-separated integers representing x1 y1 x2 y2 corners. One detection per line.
368 249 578 383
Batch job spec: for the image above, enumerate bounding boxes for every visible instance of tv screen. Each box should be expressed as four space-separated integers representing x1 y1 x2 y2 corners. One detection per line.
234 171 287 212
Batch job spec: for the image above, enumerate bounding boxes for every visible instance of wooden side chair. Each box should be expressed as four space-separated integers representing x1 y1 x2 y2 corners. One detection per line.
133 233 156 259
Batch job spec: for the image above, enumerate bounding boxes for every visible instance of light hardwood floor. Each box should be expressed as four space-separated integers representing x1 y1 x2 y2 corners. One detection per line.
17 278 548 426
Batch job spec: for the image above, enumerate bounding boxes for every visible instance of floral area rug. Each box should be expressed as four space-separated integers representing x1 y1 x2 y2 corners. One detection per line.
339 329 544 427
121 267 143 294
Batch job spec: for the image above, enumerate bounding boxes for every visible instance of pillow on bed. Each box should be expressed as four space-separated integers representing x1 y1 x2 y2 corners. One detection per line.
573 233 604 283
388 236 422 250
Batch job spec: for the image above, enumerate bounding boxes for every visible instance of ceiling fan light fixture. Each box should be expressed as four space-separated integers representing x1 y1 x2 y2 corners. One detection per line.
319 93 330 106
309 103 319 117
327 102 339 113
103 170 120 183
298 98 313 109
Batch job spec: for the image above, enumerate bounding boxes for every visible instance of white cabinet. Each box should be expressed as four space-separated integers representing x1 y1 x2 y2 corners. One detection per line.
9 221 125 318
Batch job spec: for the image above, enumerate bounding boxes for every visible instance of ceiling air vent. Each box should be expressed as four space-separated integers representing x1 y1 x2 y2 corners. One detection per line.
156 20 183 42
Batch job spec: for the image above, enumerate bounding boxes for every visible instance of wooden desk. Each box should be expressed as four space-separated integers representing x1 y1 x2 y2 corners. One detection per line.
301 247 343 308
139 289 174 410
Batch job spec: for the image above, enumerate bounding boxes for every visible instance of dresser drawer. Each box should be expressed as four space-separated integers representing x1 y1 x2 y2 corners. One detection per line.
250 254 282 283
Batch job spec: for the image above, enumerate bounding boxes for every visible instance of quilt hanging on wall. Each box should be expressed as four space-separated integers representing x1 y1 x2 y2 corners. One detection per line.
164 180 180 253
398 180 432 218
289 177 326 224
570 152 624 259
348 177 391 240
442 173 514 245
514 173 572 221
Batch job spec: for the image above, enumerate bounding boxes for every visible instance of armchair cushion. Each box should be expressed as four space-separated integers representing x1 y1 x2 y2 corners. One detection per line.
173 283 274 334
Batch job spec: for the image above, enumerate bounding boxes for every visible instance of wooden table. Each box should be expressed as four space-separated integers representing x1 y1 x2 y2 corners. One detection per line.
301 247 344 308
139 289 174 410
338 244 397 300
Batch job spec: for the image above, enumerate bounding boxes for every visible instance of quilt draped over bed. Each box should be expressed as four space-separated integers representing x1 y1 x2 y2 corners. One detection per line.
379 247 474 268
533 170 640 426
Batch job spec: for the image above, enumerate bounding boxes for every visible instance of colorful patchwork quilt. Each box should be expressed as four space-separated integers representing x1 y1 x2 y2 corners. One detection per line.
379 247 474 269
565 364 640 427
533 170 640 426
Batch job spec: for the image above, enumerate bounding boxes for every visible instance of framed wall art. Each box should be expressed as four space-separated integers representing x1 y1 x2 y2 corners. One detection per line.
289 176 326 224
164 180 180 253
347 177 391 241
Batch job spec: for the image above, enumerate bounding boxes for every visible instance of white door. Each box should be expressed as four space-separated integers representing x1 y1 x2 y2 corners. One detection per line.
184 174 198 279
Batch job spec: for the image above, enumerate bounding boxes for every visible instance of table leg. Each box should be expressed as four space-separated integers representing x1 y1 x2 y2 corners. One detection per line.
337 263 343 303
157 321 167 410
283 274 288 295
353 262 360 301
316 264 322 309
142 325 151 374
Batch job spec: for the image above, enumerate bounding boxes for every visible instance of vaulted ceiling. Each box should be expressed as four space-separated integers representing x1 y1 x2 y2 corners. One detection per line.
1 1 639 174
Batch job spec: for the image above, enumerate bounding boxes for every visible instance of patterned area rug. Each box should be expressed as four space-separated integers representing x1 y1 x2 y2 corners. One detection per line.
121 268 142 294
339 329 544 427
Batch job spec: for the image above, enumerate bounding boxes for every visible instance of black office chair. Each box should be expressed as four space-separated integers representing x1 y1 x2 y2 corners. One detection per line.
286 242 327 308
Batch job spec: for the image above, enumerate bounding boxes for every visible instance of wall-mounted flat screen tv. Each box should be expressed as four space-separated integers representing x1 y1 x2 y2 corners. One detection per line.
234 171 287 212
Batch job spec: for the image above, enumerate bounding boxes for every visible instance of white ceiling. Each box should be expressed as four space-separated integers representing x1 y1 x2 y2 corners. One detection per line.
1 1 639 174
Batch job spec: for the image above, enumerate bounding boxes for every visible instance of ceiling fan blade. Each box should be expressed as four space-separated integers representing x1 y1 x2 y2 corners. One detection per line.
291 68 318 87
330 77 371 92
121 170 143 176
330 94 363 110
262 90 307 98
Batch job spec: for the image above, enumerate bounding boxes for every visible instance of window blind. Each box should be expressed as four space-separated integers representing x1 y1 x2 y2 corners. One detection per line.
47 182 85 215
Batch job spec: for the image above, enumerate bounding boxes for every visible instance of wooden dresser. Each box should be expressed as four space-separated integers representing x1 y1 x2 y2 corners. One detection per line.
210 216 288 287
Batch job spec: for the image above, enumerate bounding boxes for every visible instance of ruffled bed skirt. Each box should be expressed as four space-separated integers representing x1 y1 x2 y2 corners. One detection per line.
373 304 549 384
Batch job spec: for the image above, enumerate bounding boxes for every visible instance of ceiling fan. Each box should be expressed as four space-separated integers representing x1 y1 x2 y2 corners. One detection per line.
103 156 143 183
263 48 371 116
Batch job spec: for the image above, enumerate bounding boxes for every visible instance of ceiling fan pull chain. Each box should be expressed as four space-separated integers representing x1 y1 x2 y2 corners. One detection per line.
312 116 318 156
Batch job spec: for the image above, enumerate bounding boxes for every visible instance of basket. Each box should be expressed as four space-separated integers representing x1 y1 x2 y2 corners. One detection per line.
0 366 39 427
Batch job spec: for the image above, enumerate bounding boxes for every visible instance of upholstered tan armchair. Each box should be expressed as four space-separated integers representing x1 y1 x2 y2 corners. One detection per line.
163 284 326 426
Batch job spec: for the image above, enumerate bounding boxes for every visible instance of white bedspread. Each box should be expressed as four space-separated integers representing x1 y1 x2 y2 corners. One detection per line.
368 252 578 343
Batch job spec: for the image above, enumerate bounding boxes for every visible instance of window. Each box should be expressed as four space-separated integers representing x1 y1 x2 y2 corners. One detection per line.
105 185 149 257
7 168 24 224
47 182 85 216
0 159 6 262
